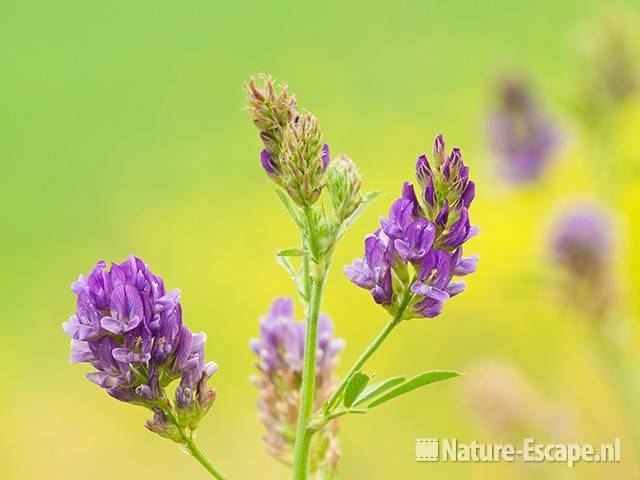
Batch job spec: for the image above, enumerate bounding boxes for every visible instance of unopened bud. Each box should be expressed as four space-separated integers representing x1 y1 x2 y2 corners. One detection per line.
145 408 182 443
327 155 363 221
244 74 299 175
280 112 327 206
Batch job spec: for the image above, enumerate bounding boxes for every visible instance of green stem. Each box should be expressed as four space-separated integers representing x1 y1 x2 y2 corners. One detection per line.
325 283 415 412
183 436 229 480
303 205 321 261
325 317 399 412
164 407 228 480
292 270 326 479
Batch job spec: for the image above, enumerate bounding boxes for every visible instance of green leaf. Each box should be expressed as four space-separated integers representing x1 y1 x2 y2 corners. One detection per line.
343 372 370 408
368 371 461 408
275 248 308 257
337 190 383 240
274 188 304 230
353 375 406 407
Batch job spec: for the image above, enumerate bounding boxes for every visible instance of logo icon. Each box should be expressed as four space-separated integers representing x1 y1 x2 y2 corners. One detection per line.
416 438 439 462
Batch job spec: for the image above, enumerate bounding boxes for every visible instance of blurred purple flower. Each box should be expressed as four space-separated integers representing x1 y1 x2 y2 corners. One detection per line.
489 76 559 183
550 205 613 277
63 255 217 435
250 297 344 378
250 297 343 472
550 204 616 320
345 134 479 319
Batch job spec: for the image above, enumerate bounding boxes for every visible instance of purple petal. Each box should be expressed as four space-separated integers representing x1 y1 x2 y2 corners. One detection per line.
402 181 419 214
446 281 466 297
433 134 445 159
344 259 375 289
321 144 330 173
435 200 449 228
454 254 479 276
424 175 436 206
416 154 432 184
70 340 94 363
260 149 277 175
269 297 294 319
154 289 181 313
462 181 475 208
100 316 124 335
86 372 121 389
109 284 143 324
415 297 445 318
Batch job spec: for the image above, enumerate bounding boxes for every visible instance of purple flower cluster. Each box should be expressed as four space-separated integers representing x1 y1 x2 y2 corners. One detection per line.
489 76 558 183
63 256 217 436
250 298 343 474
345 135 478 319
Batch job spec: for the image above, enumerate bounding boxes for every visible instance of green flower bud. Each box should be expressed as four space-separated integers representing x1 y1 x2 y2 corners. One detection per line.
280 112 327 206
244 74 298 159
327 155 363 222
145 409 183 443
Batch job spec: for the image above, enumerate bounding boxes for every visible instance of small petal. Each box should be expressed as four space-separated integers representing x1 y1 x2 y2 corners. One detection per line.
260 149 277 174
321 143 330 173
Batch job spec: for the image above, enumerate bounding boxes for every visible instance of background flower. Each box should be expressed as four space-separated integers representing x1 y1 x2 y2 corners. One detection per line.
250 298 344 479
488 75 559 183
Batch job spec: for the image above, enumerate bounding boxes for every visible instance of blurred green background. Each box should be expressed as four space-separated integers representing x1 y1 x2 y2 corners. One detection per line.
2 1 640 478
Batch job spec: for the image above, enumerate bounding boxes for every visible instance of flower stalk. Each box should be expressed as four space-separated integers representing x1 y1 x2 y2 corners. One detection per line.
164 409 229 480
292 252 327 479
183 437 229 480
324 280 416 413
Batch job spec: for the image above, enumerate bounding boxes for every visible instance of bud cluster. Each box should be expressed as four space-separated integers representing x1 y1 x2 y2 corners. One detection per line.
245 74 331 207
280 112 329 206
63 256 218 441
245 74 298 162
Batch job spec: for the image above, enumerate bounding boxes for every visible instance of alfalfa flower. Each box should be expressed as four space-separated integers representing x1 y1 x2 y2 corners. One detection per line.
63 256 218 440
345 134 478 319
245 74 329 206
250 298 344 477
488 75 558 183
549 204 615 320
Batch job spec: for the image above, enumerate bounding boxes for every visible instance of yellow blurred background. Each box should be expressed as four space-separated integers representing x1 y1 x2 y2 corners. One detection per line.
1 1 639 479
